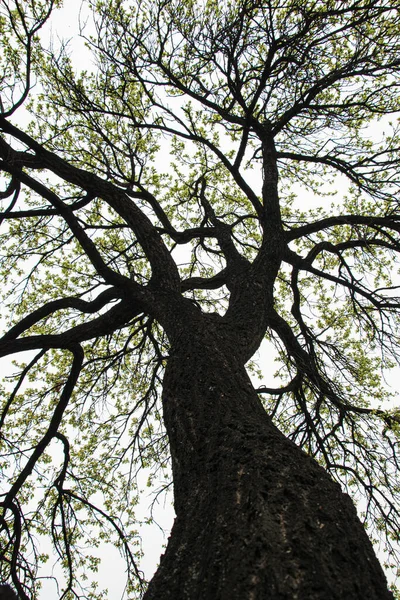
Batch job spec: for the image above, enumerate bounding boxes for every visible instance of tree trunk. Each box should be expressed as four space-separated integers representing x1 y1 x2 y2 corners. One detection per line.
143 315 393 600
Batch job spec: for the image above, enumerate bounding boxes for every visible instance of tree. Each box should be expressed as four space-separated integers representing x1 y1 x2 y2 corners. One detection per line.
0 0 400 598
0 584 18 600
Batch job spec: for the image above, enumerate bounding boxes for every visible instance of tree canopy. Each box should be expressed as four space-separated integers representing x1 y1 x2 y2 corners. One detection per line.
0 0 400 598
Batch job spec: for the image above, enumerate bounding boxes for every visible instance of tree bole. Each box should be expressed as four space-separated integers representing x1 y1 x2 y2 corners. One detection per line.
144 324 393 600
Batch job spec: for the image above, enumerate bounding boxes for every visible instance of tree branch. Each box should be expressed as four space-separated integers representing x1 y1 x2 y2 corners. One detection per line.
1 344 84 508
2 287 121 340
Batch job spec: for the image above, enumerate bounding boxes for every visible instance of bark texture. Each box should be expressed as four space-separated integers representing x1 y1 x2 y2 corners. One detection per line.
143 312 393 600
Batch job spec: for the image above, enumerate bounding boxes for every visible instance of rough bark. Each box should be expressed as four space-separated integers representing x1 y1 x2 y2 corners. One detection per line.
143 312 393 600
